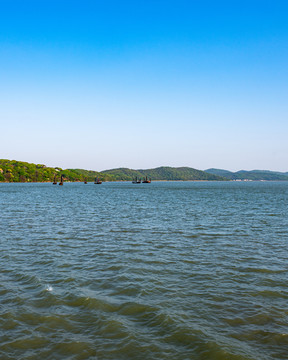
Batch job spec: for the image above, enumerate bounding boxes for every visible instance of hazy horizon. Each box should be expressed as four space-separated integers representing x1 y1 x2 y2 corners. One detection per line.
1 157 287 174
1 1 287 171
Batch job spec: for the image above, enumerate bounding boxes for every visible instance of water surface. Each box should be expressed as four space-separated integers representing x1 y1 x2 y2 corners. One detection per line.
0 181 287 359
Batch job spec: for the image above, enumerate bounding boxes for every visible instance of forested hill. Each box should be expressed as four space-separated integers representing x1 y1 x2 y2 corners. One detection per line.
101 167 226 181
0 159 104 183
0 160 225 182
2 159 287 182
205 168 288 181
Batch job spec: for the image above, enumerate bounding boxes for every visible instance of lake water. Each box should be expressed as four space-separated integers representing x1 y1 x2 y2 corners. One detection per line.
0 181 287 360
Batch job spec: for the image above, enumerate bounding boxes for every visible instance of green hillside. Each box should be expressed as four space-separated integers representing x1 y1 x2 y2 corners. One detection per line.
138 166 225 180
66 168 112 182
0 159 61 182
2 159 287 183
102 166 226 181
0 159 226 182
204 168 234 178
205 168 288 181
0 159 107 183
99 168 144 181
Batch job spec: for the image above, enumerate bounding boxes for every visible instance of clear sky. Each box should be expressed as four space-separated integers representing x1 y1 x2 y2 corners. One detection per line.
0 0 287 171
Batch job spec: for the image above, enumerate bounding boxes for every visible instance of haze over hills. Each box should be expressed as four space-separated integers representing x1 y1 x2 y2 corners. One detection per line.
205 168 288 181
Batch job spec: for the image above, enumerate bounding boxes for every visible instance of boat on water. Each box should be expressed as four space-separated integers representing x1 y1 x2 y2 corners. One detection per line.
142 176 151 183
84 178 87 184
52 174 57 185
59 175 64 185
94 177 102 184
132 177 141 184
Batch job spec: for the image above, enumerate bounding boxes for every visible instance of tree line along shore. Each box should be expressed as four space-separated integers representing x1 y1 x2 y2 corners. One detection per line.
0 159 225 182
1 159 288 183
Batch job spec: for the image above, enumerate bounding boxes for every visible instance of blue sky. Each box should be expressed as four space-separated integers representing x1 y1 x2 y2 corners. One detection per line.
0 0 287 171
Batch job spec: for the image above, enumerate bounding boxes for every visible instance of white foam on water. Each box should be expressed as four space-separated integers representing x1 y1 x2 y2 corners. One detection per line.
46 285 53 292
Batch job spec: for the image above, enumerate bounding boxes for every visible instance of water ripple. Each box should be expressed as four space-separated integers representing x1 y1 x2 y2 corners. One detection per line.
1 181 288 359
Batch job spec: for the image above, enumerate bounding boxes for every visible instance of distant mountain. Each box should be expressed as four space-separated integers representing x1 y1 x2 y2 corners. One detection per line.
99 168 144 181
204 168 234 178
102 166 226 181
2 159 286 182
0 160 226 182
205 168 288 181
